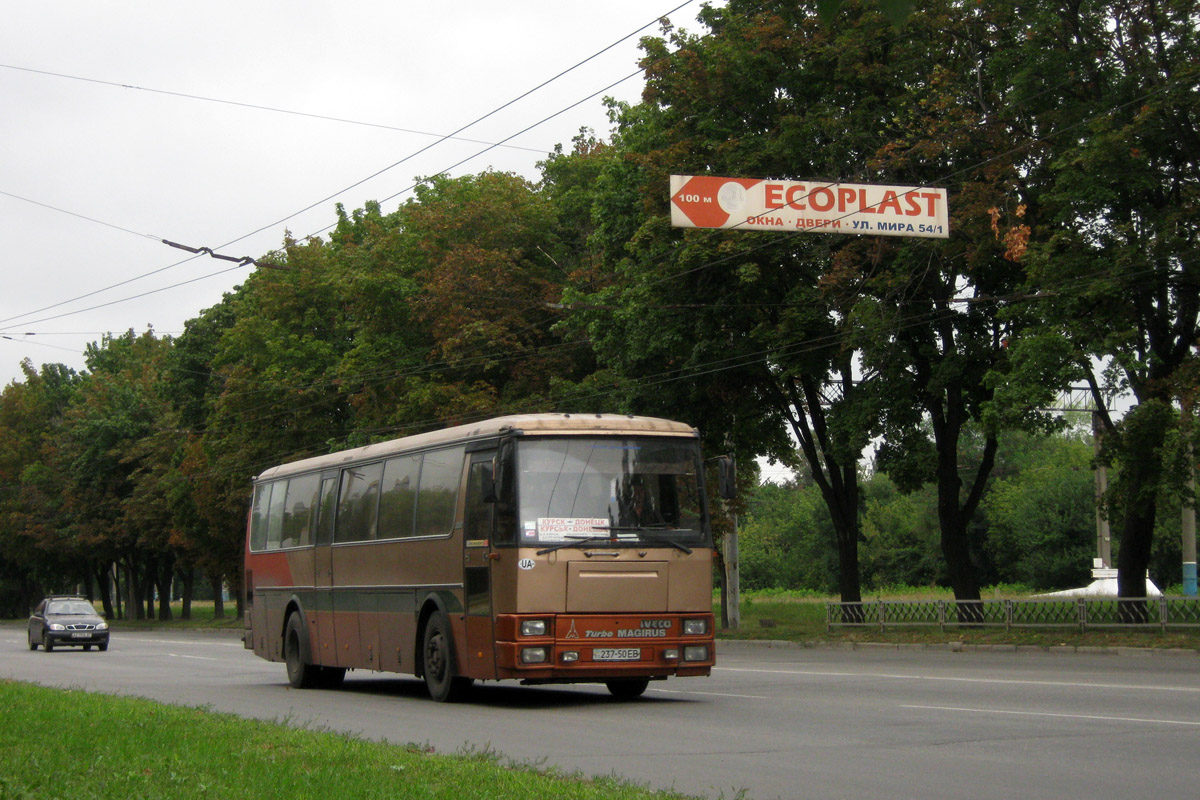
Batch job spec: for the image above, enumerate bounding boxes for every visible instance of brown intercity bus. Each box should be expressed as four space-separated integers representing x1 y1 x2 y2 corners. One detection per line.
243 413 727 701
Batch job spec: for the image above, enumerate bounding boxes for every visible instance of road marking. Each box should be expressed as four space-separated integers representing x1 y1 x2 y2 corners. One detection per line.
650 687 770 699
113 636 245 648
167 653 219 661
714 666 1200 693
902 704 1200 727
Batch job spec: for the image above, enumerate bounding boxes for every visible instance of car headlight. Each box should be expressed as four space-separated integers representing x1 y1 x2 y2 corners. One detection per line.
519 619 548 637
683 618 709 635
48 623 65 631
96 622 108 631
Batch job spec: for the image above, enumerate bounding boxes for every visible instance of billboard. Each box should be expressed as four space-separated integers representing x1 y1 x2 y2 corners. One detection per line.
670 175 949 239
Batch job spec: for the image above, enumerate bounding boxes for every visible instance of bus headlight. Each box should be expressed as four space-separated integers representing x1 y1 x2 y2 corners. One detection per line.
520 647 548 664
683 618 709 635
561 651 579 663
519 619 548 637
683 645 709 662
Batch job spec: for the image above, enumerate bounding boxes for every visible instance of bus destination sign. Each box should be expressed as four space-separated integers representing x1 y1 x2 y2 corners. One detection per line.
670 174 950 239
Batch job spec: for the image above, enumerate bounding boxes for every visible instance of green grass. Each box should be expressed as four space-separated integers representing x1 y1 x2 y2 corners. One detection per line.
0 680 700 800
715 588 1200 651
104 601 244 631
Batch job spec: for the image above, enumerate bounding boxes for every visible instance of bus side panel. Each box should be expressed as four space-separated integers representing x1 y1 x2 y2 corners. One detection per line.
375 591 415 673
329 539 463 674
463 616 498 680
359 592 381 670
246 551 295 661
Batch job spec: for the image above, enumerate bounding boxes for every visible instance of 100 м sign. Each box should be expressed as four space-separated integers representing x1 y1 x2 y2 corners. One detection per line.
670 175 949 239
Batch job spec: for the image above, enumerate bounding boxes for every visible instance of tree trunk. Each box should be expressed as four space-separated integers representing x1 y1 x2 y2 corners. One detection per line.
156 558 174 621
210 574 225 619
94 563 115 619
180 567 195 620
1114 400 1171 623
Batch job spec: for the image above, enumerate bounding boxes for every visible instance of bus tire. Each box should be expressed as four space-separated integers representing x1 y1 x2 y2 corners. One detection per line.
284 613 319 689
605 678 650 699
422 611 471 702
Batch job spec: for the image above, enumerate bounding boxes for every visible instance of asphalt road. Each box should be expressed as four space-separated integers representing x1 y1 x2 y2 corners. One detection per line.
2 623 1198 799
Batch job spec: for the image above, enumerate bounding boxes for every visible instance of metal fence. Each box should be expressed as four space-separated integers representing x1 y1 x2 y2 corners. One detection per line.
826 597 1200 632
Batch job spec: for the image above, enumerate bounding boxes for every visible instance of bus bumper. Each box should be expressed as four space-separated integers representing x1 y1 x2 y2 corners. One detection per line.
492 613 715 682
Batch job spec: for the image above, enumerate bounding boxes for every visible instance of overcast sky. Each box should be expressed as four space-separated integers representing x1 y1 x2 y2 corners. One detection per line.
0 1 714 389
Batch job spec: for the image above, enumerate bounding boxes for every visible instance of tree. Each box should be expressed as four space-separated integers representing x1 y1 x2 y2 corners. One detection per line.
997 0 1200 613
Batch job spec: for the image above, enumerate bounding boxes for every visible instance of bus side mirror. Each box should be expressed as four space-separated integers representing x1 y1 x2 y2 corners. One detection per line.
717 456 736 500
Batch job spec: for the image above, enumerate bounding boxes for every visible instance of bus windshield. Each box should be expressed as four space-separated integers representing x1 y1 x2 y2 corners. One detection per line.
515 437 709 547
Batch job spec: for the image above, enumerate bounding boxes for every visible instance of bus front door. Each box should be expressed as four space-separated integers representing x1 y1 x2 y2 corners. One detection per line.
462 451 496 679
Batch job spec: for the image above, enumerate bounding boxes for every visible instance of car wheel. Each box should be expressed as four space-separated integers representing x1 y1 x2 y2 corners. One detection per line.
44 636 54 652
421 611 471 702
99 641 108 652
284 614 319 689
605 678 650 699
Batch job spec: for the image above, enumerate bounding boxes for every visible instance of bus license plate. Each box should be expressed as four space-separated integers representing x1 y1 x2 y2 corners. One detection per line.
594 648 640 662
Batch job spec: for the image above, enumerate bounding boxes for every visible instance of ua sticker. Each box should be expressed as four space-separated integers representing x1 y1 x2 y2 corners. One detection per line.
518 558 535 570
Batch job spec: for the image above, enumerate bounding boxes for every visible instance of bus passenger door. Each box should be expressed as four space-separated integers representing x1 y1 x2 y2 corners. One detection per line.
313 475 338 667
462 450 496 679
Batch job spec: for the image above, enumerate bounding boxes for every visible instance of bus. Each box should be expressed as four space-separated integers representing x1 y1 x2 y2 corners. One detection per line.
243 413 729 701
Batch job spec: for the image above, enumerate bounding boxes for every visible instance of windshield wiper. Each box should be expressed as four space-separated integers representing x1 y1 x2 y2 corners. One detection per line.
603 525 694 554
535 534 616 556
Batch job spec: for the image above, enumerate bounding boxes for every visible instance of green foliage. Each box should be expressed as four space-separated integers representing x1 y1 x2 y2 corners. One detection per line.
738 482 838 592
982 437 1095 589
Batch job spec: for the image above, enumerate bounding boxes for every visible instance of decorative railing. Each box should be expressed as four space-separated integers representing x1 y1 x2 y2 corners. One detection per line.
826 597 1200 632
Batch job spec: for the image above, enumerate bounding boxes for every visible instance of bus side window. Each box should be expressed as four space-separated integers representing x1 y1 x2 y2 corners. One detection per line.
315 477 337 546
249 483 271 552
282 473 319 548
416 446 465 537
379 455 419 539
265 480 288 550
336 462 383 542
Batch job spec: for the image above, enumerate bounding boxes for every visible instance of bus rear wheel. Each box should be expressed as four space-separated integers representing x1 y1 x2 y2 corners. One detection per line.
422 611 471 702
605 678 650 699
284 614 320 689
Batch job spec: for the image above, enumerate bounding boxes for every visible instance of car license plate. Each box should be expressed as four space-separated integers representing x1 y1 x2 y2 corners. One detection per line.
70 632 91 638
593 647 640 662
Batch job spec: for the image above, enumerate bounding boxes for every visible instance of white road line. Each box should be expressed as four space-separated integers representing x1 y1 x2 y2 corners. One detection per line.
902 704 1200 727
715 666 1200 693
167 653 219 661
650 687 770 699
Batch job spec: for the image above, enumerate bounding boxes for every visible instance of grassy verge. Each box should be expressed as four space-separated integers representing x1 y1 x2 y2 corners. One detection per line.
715 588 1200 651
0 680 698 800
106 592 1200 651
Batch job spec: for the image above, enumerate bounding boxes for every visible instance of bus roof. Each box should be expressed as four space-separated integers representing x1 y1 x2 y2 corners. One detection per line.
254 413 699 482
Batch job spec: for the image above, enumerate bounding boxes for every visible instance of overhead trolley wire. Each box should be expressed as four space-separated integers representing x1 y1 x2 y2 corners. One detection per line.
0 0 703 332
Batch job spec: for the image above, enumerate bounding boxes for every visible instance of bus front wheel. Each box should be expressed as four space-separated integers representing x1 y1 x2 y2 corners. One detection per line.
422 611 472 702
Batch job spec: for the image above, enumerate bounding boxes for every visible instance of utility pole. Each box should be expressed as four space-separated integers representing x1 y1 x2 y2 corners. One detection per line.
1183 404 1198 597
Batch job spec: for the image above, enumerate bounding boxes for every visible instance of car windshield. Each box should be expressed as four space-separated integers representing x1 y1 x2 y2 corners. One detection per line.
515 437 710 547
48 601 97 615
